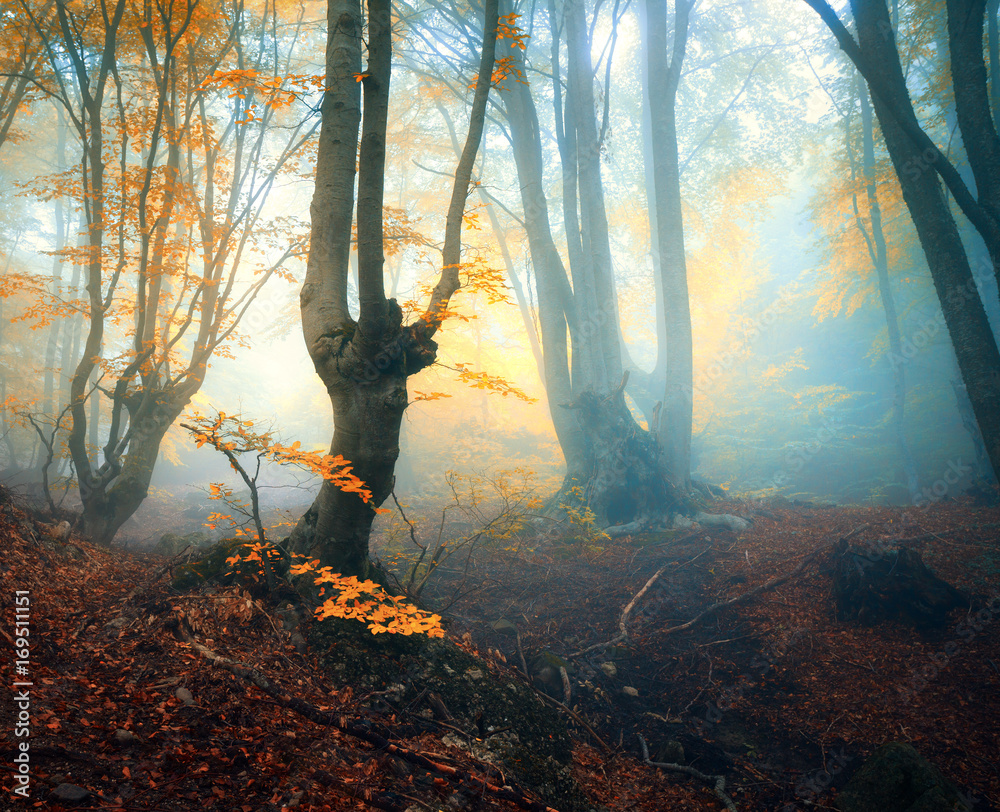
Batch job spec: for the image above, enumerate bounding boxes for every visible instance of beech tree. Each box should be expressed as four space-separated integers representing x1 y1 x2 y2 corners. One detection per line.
289 0 500 575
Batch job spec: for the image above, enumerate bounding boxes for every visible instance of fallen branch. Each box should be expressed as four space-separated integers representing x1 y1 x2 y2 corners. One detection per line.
638 734 736 812
573 548 709 657
186 638 562 812
659 526 867 637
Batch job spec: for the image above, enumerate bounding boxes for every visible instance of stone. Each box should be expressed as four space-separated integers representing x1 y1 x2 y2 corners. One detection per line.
599 662 617 678
113 728 138 746
491 618 518 636
622 686 638 697
835 742 970 812
175 686 194 705
51 784 91 803
155 531 210 558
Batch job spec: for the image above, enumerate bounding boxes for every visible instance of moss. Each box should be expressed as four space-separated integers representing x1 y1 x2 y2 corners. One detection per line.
835 743 969 812
171 538 290 591
310 617 597 811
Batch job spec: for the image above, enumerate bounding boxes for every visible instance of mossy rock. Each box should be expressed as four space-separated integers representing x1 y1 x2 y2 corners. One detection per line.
155 531 210 558
171 538 289 591
310 617 596 811
835 742 971 812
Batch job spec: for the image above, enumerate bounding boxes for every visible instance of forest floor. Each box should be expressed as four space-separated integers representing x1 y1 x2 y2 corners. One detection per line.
2 485 999 812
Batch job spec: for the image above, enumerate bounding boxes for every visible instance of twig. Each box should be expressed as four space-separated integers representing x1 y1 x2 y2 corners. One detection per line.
533 688 612 755
515 629 529 678
638 734 736 812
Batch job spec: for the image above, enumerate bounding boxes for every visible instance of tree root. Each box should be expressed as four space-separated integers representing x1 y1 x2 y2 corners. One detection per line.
638 734 737 811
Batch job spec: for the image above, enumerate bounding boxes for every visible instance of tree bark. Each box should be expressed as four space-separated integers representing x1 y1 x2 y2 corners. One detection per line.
291 0 500 575
498 13 588 481
947 0 1000 285
645 0 694 491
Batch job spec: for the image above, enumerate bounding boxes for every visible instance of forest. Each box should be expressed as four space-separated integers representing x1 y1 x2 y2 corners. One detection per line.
1 0 999 809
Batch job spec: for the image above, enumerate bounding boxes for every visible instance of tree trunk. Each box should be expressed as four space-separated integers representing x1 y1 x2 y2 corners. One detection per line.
80 393 185 545
291 0 499 575
567 374 682 529
645 0 694 492
499 15 588 481
850 0 1000 480
947 0 1000 290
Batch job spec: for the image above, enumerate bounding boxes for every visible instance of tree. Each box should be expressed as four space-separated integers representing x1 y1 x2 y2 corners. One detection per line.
289 0 500 575
4 0 316 542
644 0 695 491
804 0 1000 480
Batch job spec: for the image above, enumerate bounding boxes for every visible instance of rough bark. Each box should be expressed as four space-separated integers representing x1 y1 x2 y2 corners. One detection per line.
565 373 681 528
947 0 1000 284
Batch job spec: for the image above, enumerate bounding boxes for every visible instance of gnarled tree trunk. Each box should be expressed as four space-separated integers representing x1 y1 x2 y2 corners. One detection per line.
290 0 500 575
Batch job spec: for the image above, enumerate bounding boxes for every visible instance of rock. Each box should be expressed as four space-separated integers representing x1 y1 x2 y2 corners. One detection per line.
466 668 484 681
175 686 194 705
51 784 92 803
693 512 750 532
491 618 518 636
656 740 685 764
599 662 617 678
155 531 209 558
113 728 138 746
531 651 573 695
835 742 970 812
622 686 639 697
290 632 307 656
277 604 300 631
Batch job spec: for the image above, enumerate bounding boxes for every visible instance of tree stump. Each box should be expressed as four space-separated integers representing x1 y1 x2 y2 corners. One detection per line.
832 540 966 629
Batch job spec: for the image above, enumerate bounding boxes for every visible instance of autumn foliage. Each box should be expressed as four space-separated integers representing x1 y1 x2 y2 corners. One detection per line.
183 409 443 638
